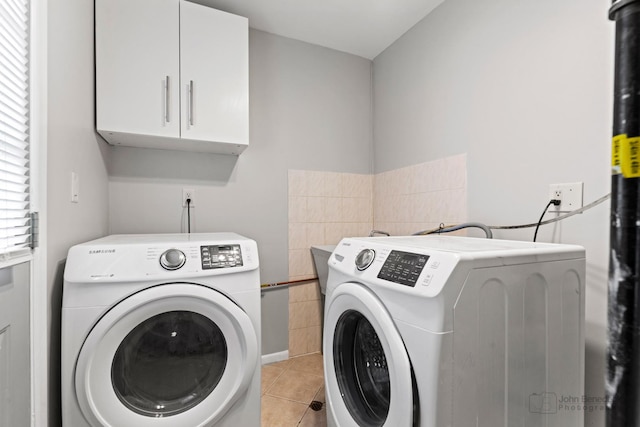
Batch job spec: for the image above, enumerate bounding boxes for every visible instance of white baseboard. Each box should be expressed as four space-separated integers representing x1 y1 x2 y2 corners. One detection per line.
261 350 289 365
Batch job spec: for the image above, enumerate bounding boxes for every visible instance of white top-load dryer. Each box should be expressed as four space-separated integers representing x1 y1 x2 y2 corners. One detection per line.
62 233 261 427
323 235 585 427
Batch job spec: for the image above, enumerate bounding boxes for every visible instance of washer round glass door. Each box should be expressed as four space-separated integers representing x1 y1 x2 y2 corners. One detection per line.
75 283 258 427
323 282 414 427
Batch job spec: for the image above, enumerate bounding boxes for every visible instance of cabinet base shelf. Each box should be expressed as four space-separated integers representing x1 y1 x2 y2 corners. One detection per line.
97 129 248 155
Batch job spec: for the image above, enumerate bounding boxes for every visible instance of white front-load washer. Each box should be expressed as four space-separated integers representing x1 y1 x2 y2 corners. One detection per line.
62 233 261 427
323 235 585 427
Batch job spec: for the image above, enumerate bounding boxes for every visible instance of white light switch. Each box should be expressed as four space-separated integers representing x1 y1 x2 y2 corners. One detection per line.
71 172 79 203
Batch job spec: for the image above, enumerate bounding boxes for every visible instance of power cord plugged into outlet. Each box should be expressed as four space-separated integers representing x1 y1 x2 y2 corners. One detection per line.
182 188 195 234
186 198 192 234
533 199 561 242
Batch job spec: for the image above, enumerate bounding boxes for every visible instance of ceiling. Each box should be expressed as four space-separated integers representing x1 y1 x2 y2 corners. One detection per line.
196 0 446 60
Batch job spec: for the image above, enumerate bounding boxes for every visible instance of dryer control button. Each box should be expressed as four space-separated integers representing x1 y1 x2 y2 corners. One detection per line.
355 249 375 271
160 249 186 270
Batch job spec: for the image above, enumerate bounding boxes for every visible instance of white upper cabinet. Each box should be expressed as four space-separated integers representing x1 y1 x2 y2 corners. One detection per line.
96 0 249 155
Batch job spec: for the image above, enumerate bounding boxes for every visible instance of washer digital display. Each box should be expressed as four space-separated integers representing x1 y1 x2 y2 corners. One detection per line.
200 245 243 269
377 250 429 287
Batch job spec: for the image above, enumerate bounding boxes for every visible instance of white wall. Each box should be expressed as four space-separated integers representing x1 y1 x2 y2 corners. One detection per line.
108 29 373 356
47 0 111 425
373 0 612 425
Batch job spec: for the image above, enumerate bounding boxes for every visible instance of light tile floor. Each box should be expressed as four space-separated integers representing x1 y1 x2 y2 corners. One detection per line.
262 353 327 426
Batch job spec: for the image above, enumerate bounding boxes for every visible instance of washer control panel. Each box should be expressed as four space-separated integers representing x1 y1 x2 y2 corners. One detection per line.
200 244 243 269
377 250 429 287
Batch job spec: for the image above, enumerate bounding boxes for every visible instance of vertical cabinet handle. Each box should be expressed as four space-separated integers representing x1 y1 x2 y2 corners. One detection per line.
164 76 171 123
188 80 195 127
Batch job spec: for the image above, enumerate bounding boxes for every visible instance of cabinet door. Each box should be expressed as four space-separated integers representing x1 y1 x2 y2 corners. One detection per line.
96 0 180 139
180 1 249 145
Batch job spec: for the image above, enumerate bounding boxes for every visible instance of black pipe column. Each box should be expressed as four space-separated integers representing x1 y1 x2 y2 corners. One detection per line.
608 1 640 425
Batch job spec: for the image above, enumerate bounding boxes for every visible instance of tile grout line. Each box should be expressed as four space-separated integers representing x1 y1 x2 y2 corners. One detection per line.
262 354 326 426
262 366 288 396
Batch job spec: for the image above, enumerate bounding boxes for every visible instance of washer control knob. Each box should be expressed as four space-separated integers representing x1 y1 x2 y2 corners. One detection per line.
355 249 375 271
160 249 186 270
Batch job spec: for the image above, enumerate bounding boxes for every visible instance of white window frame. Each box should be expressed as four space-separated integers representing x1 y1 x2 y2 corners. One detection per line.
29 0 47 424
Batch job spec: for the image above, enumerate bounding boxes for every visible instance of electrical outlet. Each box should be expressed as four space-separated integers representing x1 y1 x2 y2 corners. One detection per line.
548 182 583 213
182 188 195 207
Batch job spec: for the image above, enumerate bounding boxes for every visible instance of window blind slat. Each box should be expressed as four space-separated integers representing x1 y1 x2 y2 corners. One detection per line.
0 128 29 146
0 110 28 133
0 132 29 150
0 39 29 84
0 24 28 58
0 212 29 221
0 3 28 36
0 0 30 255
0 177 29 191
0 153 28 170
0 138 29 155
0 93 27 117
0 98 27 122
0 188 28 201
0 156 27 173
0 70 28 95
0 48 28 82
0 142 28 159
0 171 28 185
2 0 28 21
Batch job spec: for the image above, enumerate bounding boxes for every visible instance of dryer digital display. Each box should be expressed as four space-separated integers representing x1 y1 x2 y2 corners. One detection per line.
377 250 429 287
201 245 243 269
